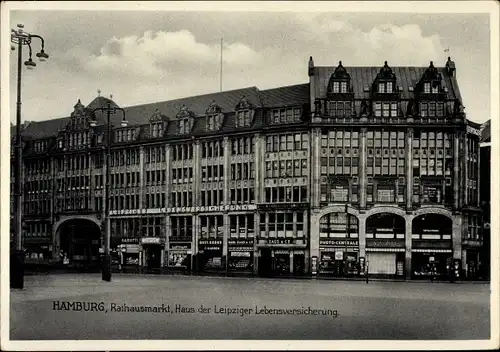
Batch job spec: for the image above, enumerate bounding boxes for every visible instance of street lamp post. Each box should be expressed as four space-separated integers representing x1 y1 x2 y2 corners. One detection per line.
10 24 49 289
90 102 127 282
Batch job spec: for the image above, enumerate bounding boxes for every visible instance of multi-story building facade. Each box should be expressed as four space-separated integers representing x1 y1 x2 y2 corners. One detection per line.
479 119 491 280
10 57 485 279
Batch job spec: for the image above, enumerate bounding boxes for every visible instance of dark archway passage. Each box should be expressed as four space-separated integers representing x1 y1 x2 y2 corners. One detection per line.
59 219 101 271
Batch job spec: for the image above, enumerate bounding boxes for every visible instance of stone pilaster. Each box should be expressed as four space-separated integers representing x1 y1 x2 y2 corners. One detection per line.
193 141 201 207
406 128 413 211
223 137 230 205
165 145 171 207
223 213 229 257
359 128 367 209
358 215 366 258
309 211 320 260
311 128 321 208
464 134 469 205
254 134 262 203
139 146 144 210
452 214 462 260
193 214 200 255
453 133 460 209
405 215 413 279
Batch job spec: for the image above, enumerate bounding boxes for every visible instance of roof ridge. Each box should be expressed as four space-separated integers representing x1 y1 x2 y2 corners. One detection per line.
259 82 309 92
122 86 260 111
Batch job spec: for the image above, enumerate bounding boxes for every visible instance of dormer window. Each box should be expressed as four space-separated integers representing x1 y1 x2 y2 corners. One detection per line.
236 110 251 127
270 107 302 124
332 81 348 93
179 118 190 134
328 61 351 95
176 105 194 135
235 95 254 128
205 100 224 131
152 122 164 138
149 109 167 138
419 62 442 95
378 81 393 94
423 82 439 94
373 61 397 96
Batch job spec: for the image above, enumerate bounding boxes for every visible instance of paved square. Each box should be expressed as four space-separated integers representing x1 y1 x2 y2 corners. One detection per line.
10 274 490 340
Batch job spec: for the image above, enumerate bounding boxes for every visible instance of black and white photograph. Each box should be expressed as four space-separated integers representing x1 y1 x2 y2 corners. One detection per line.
1 1 498 350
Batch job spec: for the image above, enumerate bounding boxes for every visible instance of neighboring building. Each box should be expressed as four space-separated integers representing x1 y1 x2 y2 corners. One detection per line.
479 119 491 280
10 57 484 279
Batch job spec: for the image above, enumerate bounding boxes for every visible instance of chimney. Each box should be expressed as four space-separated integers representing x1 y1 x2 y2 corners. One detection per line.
446 57 456 77
308 56 314 77
308 56 316 117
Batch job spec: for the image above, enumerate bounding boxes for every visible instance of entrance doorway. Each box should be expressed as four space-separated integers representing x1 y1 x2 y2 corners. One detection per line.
258 248 273 277
145 245 162 272
58 219 101 271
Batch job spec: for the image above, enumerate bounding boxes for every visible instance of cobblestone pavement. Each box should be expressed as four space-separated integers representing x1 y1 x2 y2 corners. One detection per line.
9 274 490 340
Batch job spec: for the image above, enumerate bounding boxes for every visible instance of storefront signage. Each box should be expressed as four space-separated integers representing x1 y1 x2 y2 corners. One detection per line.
170 244 190 251
422 229 440 233
261 238 300 245
228 239 254 246
466 125 481 136
334 251 344 260
412 240 451 249
164 204 257 214
141 237 162 245
366 238 405 248
257 203 310 211
121 238 140 244
319 239 359 247
110 208 165 216
198 239 223 246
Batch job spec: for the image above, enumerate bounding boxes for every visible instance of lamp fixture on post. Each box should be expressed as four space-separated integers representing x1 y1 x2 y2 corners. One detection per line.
10 24 49 289
92 102 126 282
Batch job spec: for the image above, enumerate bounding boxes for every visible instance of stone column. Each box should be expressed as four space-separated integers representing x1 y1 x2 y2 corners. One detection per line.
406 128 413 211
310 211 320 260
453 133 460 209
303 210 309 273
359 128 367 209
289 251 294 274
254 134 262 203
405 214 413 279
311 128 321 208
193 214 200 255
139 146 144 210
193 141 201 207
223 213 229 257
223 137 230 205
460 133 470 206
254 211 259 275
165 145 172 207
452 214 462 260
358 215 367 258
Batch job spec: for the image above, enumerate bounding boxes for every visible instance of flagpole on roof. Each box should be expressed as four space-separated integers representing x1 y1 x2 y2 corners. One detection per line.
220 37 223 93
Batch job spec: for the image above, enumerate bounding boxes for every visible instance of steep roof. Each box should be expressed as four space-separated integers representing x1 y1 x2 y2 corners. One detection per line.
481 120 491 143
16 84 308 140
259 83 309 108
312 65 461 101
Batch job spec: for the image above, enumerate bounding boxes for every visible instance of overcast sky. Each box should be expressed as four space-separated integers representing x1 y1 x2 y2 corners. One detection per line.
8 4 492 124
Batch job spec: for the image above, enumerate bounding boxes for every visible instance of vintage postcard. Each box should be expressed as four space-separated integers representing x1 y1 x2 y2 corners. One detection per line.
1 1 498 351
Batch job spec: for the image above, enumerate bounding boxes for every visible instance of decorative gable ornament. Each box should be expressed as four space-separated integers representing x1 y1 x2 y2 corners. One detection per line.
235 95 253 110
422 61 442 81
71 99 85 117
206 100 223 114
332 61 350 80
176 104 195 119
150 108 164 122
376 61 396 80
